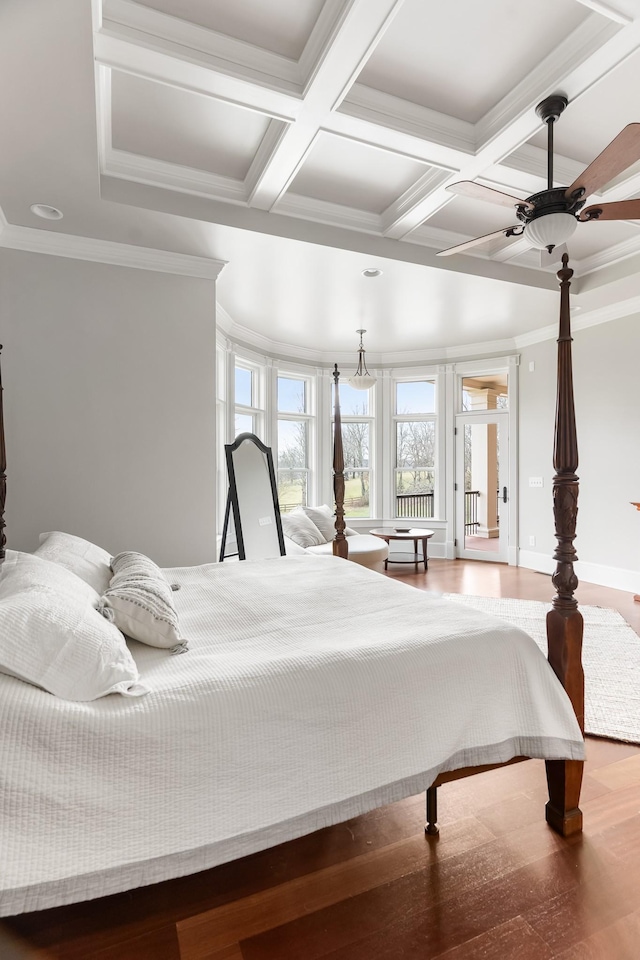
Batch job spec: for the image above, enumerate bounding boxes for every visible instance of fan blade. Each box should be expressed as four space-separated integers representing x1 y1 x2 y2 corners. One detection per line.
437 225 524 257
446 181 534 212
565 123 640 201
578 199 640 222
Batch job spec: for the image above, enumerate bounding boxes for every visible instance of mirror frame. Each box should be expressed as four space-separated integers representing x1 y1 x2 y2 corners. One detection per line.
221 433 286 561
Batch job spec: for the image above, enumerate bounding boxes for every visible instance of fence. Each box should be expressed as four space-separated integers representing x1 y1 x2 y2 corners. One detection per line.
395 493 434 518
465 490 479 532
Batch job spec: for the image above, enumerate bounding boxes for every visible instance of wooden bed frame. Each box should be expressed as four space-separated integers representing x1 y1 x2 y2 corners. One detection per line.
330 254 584 838
0 257 583 955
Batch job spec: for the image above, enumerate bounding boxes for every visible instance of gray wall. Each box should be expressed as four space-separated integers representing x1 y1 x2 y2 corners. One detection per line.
2 246 638 584
0 249 217 566
519 312 640 583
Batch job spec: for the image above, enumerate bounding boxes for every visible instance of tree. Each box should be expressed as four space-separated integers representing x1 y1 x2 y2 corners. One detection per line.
396 419 435 494
342 420 369 502
277 419 307 509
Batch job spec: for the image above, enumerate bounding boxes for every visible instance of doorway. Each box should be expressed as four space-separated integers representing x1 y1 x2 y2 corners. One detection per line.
455 412 509 562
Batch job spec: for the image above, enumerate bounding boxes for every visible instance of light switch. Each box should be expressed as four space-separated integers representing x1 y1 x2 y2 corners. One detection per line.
529 477 544 488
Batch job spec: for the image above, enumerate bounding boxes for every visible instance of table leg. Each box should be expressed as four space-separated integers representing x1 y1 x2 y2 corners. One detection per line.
422 538 428 571
413 539 418 572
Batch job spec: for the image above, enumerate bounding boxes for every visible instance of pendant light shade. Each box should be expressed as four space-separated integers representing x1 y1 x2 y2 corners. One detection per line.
348 329 376 391
525 212 577 252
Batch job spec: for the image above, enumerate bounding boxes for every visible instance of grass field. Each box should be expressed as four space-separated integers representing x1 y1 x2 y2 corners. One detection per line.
278 476 370 517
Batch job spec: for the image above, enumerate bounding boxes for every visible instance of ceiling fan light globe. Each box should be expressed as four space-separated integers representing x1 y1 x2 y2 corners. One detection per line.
525 212 577 251
349 374 376 391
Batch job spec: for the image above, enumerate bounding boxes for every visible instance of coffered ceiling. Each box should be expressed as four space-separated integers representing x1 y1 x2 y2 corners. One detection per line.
2 0 640 361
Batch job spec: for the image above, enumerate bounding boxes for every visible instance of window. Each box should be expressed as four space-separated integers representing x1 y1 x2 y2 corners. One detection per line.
216 339 228 528
394 379 436 519
277 374 312 513
462 374 508 411
333 382 372 518
234 361 263 438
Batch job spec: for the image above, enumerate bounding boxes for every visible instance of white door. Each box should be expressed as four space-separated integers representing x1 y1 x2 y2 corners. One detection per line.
455 413 509 562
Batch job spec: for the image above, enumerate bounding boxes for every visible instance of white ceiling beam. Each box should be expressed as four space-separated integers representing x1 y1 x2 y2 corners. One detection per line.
247 0 407 210
573 0 635 25
102 0 301 90
383 13 634 239
94 33 302 122
94 0 640 280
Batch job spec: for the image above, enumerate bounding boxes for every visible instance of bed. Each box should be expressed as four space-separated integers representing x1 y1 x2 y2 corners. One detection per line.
0 255 585 919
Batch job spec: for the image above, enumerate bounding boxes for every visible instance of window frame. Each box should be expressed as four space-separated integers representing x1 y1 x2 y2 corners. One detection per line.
275 370 315 513
233 357 265 440
331 381 375 519
392 376 438 521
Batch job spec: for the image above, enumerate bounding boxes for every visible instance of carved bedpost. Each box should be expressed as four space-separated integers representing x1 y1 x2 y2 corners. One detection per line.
0 345 5 568
332 364 348 560
545 254 584 837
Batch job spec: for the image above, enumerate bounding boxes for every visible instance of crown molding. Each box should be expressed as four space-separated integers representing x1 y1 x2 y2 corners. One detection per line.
217 303 517 365
576 232 640 275
298 0 358 90
101 0 302 91
273 192 382 233
476 15 622 150
94 32 301 124
0 222 226 279
341 84 475 159
244 119 291 201
499 145 586 193
515 292 640 348
382 166 452 236
397 221 468 251
575 0 634 25
104 147 249 203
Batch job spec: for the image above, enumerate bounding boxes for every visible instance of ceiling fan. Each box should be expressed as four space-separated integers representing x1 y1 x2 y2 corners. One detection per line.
437 94 640 258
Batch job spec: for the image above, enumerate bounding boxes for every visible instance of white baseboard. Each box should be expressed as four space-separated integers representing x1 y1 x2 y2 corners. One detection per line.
518 549 640 595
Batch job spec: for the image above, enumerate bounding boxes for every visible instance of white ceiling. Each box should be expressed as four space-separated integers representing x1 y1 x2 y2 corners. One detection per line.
2 0 640 361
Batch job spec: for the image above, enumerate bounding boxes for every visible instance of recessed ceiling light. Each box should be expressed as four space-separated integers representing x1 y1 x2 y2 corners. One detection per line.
362 268 382 278
30 203 63 220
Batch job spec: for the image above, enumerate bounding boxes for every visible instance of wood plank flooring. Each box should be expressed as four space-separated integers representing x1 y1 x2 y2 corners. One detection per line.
4 559 640 960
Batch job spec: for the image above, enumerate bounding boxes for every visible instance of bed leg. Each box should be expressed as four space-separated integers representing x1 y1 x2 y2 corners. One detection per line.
425 786 439 836
545 603 584 837
545 759 583 836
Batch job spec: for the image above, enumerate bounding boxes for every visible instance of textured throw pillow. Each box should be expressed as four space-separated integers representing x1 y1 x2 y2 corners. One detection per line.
280 508 325 548
35 531 113 595
302 505 337 543
98 551 187 653
0 550 147 701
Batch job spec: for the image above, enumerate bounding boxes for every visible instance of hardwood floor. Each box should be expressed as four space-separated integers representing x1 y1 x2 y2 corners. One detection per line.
4 559 640 960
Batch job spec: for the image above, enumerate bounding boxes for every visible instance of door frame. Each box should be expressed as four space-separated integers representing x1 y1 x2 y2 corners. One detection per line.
455 412 511 561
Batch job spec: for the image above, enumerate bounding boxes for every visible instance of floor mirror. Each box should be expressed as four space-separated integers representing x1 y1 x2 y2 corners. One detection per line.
220 433 286 561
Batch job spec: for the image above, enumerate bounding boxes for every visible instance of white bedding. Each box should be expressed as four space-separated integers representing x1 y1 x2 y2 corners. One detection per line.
0 555 584 916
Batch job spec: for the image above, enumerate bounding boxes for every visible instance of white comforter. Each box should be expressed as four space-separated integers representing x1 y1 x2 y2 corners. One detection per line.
0 556 584 916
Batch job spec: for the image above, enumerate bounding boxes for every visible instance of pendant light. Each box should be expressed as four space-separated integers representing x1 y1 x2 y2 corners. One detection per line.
349 329 376 391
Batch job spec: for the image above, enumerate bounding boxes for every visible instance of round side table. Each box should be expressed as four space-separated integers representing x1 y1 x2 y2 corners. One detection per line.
369 528 435 572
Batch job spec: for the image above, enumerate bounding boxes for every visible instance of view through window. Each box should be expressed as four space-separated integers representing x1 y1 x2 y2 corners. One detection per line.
277 375 310 513
394 380 436 519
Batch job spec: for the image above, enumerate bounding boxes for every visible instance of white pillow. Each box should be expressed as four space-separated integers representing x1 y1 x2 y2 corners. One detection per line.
98 551 186 652
283 536 307 556
302 505 337 543
0 550 147 701
35 531 113 594
280 507 325 548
